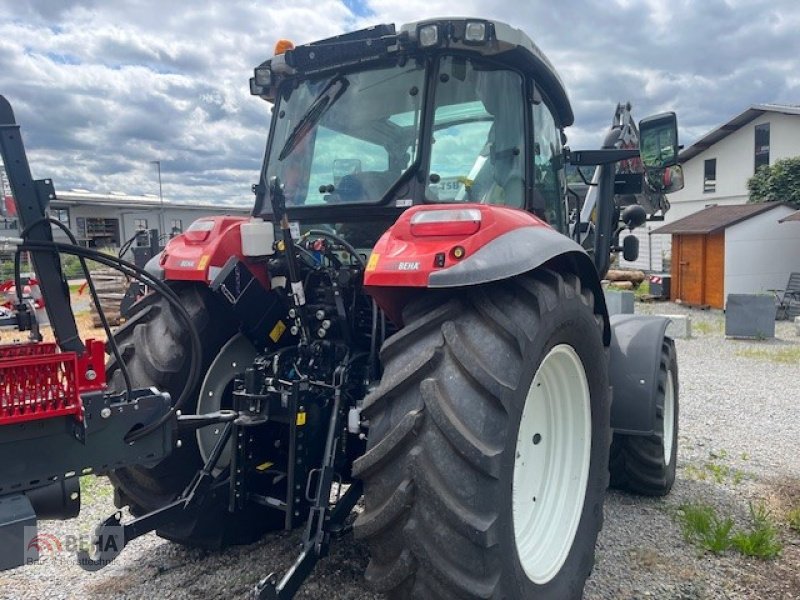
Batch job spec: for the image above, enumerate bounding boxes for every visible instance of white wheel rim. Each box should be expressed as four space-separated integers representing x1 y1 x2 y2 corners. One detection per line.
513 344 592 585
663 370 675 466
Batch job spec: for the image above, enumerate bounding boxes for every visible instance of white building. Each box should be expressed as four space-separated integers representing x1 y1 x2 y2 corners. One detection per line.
0 167 251 247
47 190 250 248
619 104 800 273
667 104 800 222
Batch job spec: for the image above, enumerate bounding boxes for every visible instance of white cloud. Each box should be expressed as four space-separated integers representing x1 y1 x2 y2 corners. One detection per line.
0 0 798 205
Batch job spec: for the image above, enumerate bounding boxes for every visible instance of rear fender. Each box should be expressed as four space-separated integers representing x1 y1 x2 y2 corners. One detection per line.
158 216 269 289
608 314 671 435
427 227 609 344
364 205 608 342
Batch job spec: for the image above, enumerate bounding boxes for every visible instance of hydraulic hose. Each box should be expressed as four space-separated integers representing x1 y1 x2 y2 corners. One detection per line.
18 218 134 400
17 237 202 443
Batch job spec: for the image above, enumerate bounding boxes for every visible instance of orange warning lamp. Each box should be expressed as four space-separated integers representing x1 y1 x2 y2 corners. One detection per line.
274 39 295 55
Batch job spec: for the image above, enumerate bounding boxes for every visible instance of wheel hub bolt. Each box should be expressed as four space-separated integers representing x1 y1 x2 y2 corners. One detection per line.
533 433 542 445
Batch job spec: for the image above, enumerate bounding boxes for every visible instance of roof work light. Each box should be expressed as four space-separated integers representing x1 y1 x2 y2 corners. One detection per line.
253 66 271 87
464 21 488 44
418 24 440 47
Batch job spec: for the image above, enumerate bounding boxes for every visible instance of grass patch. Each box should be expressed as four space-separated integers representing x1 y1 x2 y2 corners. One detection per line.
682 453 749 485
678 503 733 554
730 503 783 559
80 475 114 504
736 347 800 364
677 502 783 559
787 506 800 533
693 320 724 335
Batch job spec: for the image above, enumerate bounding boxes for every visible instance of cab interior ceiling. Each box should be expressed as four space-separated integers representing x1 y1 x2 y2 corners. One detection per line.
308 58 515 149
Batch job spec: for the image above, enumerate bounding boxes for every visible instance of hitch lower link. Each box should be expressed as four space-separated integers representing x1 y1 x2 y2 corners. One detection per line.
77 409 237 570
81 377 360 600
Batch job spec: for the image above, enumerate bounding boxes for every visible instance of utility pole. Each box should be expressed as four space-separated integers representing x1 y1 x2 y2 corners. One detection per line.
150 160 165 236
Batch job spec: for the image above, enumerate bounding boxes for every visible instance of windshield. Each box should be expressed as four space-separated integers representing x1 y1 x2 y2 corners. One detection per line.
263 62 426 207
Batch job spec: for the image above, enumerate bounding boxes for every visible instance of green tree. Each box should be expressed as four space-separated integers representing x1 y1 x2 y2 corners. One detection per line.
747 156 800 208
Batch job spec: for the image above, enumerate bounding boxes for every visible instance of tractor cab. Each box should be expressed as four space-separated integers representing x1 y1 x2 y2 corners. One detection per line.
250 19 575 239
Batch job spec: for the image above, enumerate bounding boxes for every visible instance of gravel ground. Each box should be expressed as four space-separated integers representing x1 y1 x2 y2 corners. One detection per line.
3 302 799 599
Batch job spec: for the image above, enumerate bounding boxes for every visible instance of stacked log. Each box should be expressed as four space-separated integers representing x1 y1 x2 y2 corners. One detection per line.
87 269 128 327
604 269 646 291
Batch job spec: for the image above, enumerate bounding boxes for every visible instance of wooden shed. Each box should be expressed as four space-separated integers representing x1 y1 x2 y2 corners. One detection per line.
652 203 799 309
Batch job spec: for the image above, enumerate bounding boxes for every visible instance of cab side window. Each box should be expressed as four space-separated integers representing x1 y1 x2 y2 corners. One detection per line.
531 100 567 232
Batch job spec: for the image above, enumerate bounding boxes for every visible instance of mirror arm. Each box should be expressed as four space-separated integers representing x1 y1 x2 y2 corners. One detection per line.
567 148 639 166
592 163 616 278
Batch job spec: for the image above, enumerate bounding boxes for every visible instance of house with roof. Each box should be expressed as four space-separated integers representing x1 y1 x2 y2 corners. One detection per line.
619 104 800 274
666 104 800 222
652 202 799 309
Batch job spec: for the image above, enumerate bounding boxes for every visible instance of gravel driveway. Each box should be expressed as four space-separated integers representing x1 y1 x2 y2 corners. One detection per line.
3 303 799 599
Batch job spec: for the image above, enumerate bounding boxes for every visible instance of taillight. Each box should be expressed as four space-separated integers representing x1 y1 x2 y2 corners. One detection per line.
184 219 215 242
409 209 481 237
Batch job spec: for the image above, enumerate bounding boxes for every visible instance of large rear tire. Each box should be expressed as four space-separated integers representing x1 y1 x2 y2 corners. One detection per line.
354 269 610 599
106 284 278 548
609 338 678 496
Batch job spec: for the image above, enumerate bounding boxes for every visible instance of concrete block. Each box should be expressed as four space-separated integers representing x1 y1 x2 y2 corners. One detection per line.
725 294 776 339
794 316 800 336
658 314 692 339
604 290 635 316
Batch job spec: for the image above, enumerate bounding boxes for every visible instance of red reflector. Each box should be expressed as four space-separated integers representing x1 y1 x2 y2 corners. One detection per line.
409 209 481 237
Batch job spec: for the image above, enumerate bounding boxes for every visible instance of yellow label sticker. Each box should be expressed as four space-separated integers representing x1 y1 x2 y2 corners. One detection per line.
366 253 380 272
296 412 306 426
256 461 274 472
269 320 286 343
197 255 210 270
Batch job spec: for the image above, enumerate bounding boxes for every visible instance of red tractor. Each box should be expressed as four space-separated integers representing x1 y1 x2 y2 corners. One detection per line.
0 18 684 599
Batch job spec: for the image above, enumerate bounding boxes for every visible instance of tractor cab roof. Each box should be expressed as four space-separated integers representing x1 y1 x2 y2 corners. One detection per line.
251 17 574 127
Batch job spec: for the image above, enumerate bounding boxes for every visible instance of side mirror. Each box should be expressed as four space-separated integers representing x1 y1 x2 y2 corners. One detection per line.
639 112 679 170
622 234 639 262
621 204 647 230
644 164 685 194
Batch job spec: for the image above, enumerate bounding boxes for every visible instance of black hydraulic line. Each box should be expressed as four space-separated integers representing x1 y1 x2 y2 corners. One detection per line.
18 239 202 443
369 298 378 379
269 176 311 344
117 231 140 259
13 249 23 304
380 307 386 346
18 217 133 400
302 229 366 268
19 240 198 441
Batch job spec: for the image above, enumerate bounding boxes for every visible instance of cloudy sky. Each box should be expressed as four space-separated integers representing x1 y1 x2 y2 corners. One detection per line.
0 0 797 205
